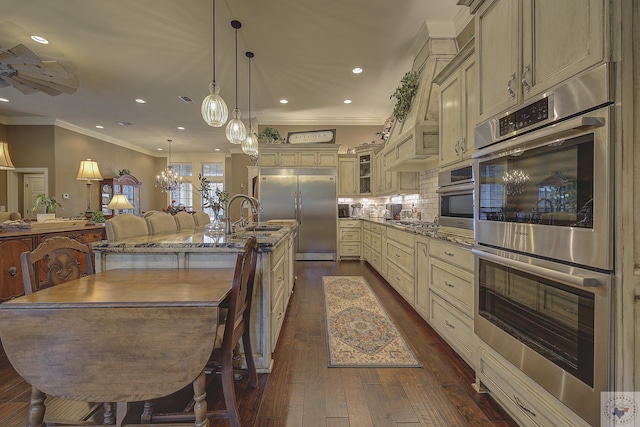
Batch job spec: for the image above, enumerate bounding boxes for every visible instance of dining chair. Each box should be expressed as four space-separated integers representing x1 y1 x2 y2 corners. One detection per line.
20 235 116 424
21 235 95 294
142 236 260 427
192 211 211 227
174 211 196 231
145 212 178 235
105 213 149 241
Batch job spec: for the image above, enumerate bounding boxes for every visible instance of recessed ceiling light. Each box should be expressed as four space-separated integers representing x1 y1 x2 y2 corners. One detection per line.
157 148 164 151
214 148 220 151
95 125 104 129
344 99 352 104
279 99 288 104
0 98 9 103
117 122 133 126
135 98 146 104
177 126 185 130
30 35 49 44
352 67 363 74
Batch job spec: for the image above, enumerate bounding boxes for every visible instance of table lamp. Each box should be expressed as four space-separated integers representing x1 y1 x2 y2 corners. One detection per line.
0 141 16 170
77 159 103 219
106 194 133 215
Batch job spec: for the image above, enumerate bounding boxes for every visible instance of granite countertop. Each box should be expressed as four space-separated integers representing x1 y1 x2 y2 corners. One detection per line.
358 217 475 247
92 223 297 253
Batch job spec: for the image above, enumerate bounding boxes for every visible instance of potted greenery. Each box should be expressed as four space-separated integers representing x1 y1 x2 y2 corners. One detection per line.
257 127 283 144
390 70 419 122
33 194 63 222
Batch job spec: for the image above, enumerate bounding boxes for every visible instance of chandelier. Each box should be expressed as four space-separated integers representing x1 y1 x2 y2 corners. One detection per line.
156 139 183 192
503 169 530 195
241 51 259 165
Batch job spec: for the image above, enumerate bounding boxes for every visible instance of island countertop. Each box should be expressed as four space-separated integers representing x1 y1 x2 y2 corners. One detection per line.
92 222 297 254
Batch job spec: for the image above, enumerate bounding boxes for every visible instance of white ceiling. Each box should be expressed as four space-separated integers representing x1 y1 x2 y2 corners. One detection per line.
0 0 465 155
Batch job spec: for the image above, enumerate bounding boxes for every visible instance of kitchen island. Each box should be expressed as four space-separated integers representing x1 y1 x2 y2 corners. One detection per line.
92 223 297 371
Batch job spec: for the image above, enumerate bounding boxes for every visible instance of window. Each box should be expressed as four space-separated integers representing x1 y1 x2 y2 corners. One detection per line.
201 163 224 218
170 163 193 210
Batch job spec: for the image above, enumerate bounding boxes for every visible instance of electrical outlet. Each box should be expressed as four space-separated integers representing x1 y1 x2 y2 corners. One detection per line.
63 193 70 199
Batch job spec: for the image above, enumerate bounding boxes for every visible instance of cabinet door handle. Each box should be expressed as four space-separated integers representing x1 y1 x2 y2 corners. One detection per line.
507 73 516 99
460 137 467 153
8 266 17 277
445 320 455 329
422 246 428 256
444 281 455 288
521 64 531 93
514 395 537 417
444 251 455 257
454 140 460 155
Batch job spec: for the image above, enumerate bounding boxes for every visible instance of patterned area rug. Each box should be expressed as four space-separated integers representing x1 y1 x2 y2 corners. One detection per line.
323 276 421 368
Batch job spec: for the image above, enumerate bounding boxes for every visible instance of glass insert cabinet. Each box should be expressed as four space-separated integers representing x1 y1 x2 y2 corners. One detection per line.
100 174 142 218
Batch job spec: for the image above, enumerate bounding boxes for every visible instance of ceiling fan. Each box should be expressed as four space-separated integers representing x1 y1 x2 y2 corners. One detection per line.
0 44 78 96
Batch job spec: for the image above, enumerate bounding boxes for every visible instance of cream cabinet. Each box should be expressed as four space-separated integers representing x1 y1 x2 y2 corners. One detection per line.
376 146 419 196
337 155 357 196
356 146 375 195
415 237 429 321
269 236 292 352
476 0 607 123
258 144 339 168
428 238 475 368
338 219 361 259
384 226 415 305
435 41 476 167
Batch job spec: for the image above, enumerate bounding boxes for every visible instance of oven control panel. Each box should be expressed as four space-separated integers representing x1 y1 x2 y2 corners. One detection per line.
498 97 550 137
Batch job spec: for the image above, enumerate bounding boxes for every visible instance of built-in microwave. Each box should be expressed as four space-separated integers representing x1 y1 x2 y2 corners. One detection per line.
437 164 474 230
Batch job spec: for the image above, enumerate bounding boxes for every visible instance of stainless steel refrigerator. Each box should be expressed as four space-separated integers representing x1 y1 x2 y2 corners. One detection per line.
258 168 337 261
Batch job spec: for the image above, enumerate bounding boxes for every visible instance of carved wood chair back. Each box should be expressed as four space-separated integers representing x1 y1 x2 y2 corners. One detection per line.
21 235 95 294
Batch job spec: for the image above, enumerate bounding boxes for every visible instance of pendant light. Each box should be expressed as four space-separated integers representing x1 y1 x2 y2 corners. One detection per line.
201 0 228 127
226 20 247 144
241 51 259 164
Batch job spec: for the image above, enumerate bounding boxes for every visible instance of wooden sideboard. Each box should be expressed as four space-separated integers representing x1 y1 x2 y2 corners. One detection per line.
0 225 106 302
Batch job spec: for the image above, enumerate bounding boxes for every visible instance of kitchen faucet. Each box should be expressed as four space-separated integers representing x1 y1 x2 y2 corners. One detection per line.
225 194 261 234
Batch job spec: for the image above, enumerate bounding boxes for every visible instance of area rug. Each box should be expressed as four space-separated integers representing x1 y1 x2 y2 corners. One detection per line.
323 276 421 368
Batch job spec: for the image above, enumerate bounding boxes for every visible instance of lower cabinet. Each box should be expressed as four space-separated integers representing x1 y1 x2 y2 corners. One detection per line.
415 238 429 320
338 219 361 259
269 235 292 352
477 343 590 427
383 226 415 305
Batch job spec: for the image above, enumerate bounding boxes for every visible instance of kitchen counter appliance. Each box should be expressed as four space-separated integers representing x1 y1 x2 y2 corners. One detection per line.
437 164 474 230
384 204 402 220
259 168 337 261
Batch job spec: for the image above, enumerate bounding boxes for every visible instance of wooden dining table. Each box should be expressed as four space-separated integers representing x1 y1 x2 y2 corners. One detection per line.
0 268 235 427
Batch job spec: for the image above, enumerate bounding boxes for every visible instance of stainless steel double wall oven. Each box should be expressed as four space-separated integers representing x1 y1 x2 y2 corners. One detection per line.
472 63 615 426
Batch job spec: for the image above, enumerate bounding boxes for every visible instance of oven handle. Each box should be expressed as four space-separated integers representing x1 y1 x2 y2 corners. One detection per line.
473 116 605 160
472 248 601 288
436 182 475 194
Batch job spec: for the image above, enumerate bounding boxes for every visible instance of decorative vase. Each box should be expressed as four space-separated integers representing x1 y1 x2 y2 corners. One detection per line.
205 211 225 234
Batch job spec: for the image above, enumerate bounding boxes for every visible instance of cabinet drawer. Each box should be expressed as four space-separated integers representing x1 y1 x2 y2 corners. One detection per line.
429 239 473 272
362 230 371 246
270 242 286 267
271 285 286 352
478 346 566 427
428 292 473 365
340 220 360 229
430 258 473 317
339 243 361 258
386 226 414 247
370 251 381 271
71 229 105 243
362 245 371 262
370 223 381 233
387 261 414 304
339 229 361 242
370 234 381 253
271 257 285 308
363 221 371 230
386 240 414 275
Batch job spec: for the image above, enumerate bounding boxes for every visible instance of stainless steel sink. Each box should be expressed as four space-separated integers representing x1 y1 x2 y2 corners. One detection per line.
246 226 282 232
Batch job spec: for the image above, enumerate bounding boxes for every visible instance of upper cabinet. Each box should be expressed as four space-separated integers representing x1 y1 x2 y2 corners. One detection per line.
435 41 476 167
476 0 607 123
337 155 357 197
258 144 339 168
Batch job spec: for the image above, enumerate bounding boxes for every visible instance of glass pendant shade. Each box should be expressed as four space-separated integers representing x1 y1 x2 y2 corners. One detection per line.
226 108 247 144
241 131 259 156
201 82 228 127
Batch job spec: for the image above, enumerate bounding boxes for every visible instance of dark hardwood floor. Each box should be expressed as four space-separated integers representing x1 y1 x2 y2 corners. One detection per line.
0 260 516 426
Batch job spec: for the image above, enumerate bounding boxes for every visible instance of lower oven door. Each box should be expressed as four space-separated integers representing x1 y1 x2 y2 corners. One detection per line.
473 246 611 426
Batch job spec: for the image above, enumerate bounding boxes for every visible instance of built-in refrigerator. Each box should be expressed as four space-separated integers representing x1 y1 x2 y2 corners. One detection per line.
258 168 337 261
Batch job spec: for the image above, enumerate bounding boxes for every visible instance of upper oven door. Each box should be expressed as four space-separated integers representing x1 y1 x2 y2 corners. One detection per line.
473 105 613 270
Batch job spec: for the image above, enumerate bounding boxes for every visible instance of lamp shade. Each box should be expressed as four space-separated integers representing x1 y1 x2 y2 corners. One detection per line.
76 159 103 180
0 141 15 170
106 194 133 210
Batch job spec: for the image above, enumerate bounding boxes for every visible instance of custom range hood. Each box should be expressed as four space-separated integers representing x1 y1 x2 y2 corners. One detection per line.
384 26 457 171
